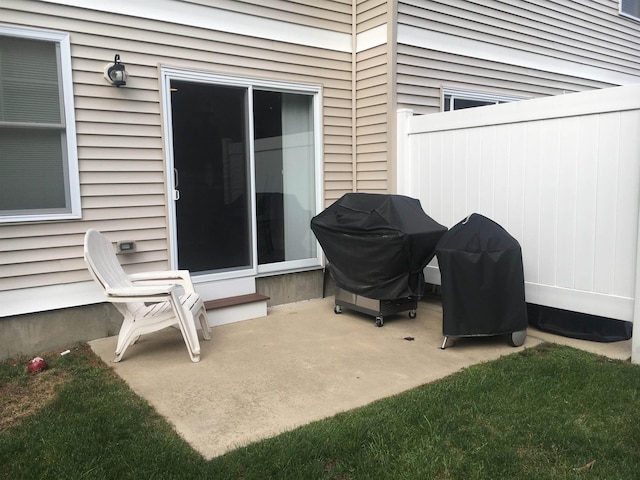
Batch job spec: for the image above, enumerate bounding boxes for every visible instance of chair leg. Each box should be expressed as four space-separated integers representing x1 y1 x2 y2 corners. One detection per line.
114 316 137 362
197 306 212 341
171 293 202 362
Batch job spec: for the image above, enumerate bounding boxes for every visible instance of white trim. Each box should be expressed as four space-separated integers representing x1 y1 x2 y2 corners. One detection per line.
398 25 640 86
408 83 640 134
356 24 387 52
39 0 351 52
207 301 267 327
0 281 105 317
525 284 633 323
194 276 255 302
0 24 81 223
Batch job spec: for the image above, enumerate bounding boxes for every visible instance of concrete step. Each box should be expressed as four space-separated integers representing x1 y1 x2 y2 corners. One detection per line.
204 293 269 327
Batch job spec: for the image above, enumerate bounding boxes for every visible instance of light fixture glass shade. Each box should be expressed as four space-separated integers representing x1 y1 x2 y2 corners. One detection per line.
104 54 128 86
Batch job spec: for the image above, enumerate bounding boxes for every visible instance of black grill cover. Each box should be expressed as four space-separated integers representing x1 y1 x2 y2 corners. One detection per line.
436 213 528 336
310 193 447 300
527 304 632 342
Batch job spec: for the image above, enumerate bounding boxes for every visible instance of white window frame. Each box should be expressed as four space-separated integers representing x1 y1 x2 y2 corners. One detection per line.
442 88 526 112
160 67 324 281
0 25 80 223
620 0 640 22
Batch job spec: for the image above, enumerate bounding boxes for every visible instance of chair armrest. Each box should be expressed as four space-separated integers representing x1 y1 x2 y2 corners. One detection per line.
128 270 196 293
106 284 176 298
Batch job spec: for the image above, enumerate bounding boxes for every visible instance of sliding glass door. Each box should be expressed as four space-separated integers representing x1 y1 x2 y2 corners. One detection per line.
163 69 321 278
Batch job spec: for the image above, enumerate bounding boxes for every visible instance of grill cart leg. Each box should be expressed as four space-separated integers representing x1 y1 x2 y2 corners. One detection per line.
440 336 450 349
375 316 384 327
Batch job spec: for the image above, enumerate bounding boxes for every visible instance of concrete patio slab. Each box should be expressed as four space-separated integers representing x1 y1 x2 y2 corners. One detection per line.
89 295 631 459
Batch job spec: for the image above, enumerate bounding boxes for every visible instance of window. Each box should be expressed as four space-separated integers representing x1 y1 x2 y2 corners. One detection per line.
163 69 322 278
0 26 80 222
621 0 640 21
443 89 524 111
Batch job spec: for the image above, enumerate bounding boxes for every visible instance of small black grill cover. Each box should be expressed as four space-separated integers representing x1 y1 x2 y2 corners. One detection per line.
311 193 447 300
436 213 528 336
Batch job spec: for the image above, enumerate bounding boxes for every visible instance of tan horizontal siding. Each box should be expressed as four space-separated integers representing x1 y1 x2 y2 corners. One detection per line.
396 45 615 114
356 92 386 109
326 135 353 146
357 82 387 99
357 102 386 118
78 159 164 173
356 0 388 32
325 115 353 128
77 148 164 161
6 0 352 34
355 180 388 193
74 110 160 126
325 143 353 155
356 63 388 82
1 0 353 292
399 0 640 73
356 113 388 128
0 218 169 240
324 161 354 171
324 125 352 137
357 122 387 136
354 38 389 193
357 141 386 155
82 195 165 209
324 96 352 109
396 1 640 115
0 229 166 253
189 0 353 33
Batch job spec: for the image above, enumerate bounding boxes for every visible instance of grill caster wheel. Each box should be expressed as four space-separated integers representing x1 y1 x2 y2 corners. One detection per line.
334 305 342 314
508 330 527 347
409 309 417 319
375 317 384 327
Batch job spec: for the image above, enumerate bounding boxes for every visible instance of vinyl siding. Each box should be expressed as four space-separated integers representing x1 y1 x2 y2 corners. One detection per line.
3 0 639 304
187 0 353 32
354 0 392 193
356 0 388 33
0 0 353 293
396 0 640 114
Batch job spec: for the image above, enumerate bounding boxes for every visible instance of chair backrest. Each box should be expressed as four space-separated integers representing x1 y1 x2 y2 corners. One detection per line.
84 229 133 292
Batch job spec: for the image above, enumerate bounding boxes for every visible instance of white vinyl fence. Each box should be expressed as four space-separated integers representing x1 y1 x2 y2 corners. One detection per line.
396 84 640 363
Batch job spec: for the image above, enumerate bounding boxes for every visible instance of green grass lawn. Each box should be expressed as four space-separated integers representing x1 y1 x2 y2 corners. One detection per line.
1 342 639 479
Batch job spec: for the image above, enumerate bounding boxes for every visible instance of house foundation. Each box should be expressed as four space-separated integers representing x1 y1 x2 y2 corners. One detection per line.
1 270 330 361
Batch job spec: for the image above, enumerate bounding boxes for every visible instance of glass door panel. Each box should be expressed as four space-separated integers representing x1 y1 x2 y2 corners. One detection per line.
170 80 252 274
253 90 317 267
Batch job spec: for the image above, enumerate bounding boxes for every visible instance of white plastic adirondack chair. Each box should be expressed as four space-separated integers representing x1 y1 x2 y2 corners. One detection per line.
83 229 211 362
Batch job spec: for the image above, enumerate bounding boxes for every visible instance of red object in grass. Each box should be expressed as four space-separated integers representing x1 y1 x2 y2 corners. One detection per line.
27 357 48 373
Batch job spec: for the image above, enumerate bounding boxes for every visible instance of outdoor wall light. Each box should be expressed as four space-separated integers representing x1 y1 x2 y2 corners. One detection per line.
104 54 128 86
